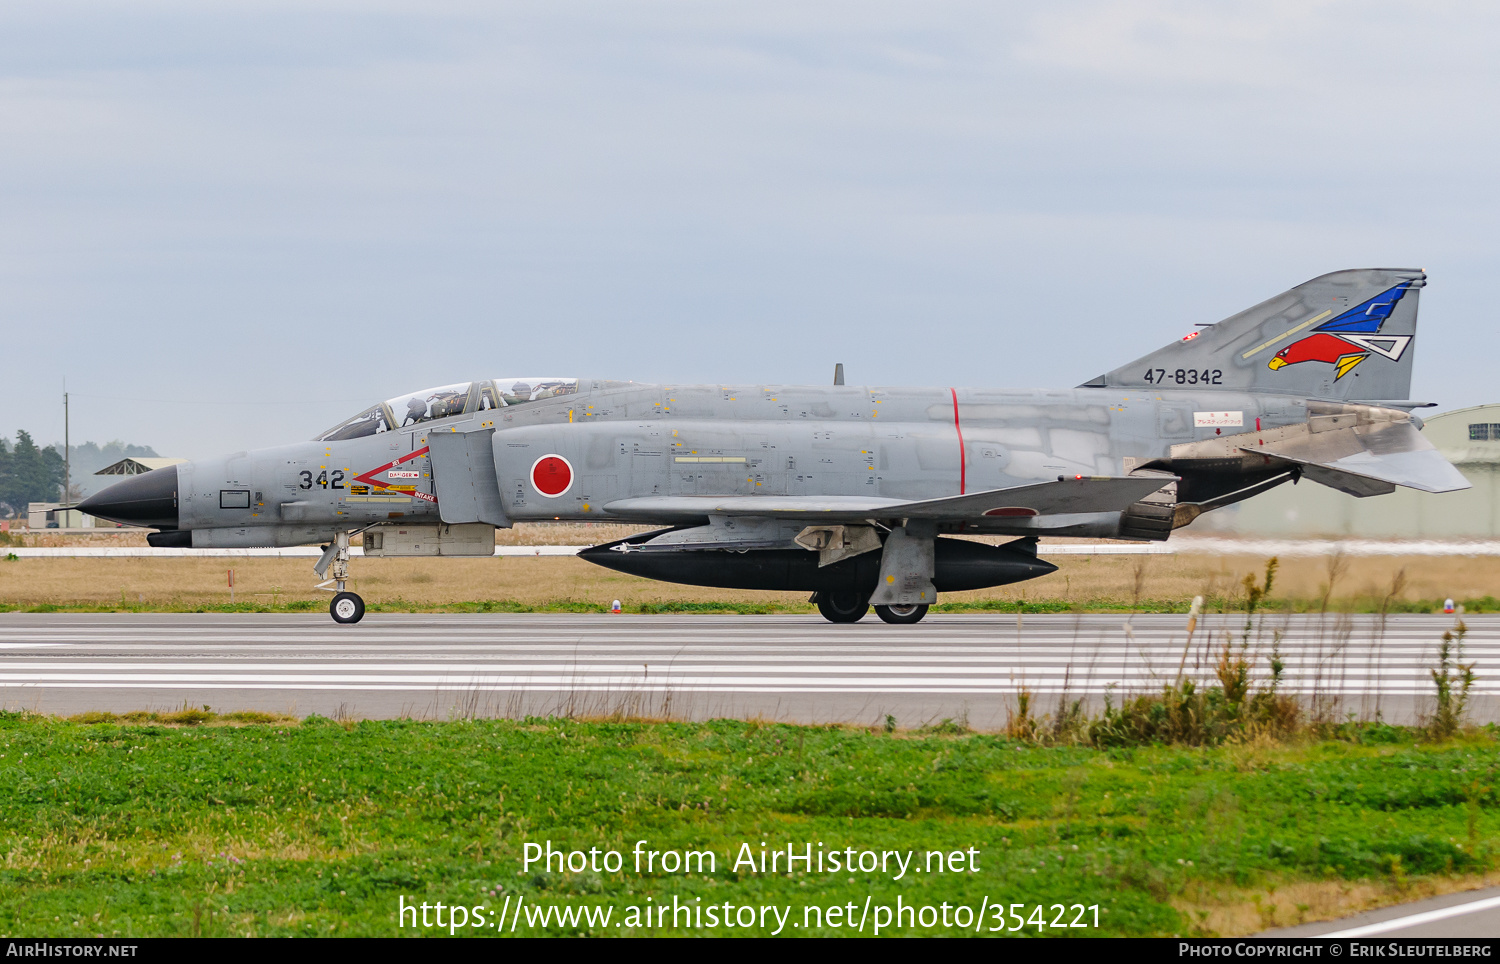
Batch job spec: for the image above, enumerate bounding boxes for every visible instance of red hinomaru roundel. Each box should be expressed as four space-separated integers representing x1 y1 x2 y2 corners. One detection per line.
531 455 574 498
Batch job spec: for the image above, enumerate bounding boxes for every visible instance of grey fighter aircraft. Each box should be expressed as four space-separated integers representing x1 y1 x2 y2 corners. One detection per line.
81 268 1469 625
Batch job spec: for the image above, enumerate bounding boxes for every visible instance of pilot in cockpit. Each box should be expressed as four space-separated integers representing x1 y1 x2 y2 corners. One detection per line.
427 391 466 419
314 379 580 443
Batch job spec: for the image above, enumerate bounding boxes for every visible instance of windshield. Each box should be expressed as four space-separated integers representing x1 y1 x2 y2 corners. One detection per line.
315 378 579 441
316 382 473 441
316 403 390 442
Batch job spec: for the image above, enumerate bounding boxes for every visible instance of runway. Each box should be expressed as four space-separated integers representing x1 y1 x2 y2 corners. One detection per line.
0 612 1494 726
1269 886 1500 938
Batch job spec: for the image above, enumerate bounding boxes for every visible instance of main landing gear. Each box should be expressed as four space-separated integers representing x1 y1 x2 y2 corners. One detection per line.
810 523 936 625
316 530 366 624
812 592 931 625
814 591 871 623
875 603 928 625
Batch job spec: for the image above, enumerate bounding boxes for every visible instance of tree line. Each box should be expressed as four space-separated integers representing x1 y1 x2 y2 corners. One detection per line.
0 432 66 518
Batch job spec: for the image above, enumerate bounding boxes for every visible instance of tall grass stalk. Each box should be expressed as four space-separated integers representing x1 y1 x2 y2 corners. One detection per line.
1428 619 1476 739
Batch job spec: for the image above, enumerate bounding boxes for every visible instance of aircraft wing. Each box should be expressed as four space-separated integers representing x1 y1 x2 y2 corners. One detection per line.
602 476 1174 523
602 496 908 521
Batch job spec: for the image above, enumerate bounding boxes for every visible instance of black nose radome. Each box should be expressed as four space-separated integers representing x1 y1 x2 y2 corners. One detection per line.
79 465 180 529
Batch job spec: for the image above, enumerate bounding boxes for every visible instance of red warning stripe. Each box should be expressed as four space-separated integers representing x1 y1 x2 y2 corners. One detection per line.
353 446 437 503
951 387 966 495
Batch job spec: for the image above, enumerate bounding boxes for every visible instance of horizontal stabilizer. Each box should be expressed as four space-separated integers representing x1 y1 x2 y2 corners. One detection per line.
1155 402 1470 499
1252 417 1470 495
602 476 1175 524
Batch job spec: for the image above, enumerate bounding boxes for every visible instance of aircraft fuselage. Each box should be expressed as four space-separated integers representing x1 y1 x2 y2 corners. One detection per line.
168 381 1307 546
77 267 1471 624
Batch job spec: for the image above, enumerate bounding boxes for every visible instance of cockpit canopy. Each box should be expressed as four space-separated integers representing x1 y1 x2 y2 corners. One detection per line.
315 378 579 441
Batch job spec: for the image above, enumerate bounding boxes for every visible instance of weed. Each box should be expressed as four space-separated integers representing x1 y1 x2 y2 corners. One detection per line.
920 717 971 736
1428 620 1477 739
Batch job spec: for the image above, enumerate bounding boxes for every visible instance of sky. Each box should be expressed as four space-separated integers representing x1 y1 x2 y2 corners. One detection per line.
3 1 1498 459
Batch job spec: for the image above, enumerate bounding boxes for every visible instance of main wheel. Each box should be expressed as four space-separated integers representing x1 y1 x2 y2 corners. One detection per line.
815 591 870 623
875 603 928 625
330 592 365 625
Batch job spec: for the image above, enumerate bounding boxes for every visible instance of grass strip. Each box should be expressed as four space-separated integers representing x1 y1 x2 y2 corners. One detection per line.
2 713 1499 937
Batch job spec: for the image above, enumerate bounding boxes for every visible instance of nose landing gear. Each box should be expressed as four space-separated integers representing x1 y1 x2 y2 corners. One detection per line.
330 591 365 624
316 530 366 624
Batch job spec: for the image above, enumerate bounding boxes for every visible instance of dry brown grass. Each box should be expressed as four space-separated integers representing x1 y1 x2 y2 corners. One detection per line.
2 528 155 547
0 549 1495 610
1177 871 1500 935
491 522 653 546
1 521 650 548
1009 551 1500 608
62 709 300 726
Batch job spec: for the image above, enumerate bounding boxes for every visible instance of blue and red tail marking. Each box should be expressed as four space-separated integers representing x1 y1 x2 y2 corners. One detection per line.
1269 282 1415 380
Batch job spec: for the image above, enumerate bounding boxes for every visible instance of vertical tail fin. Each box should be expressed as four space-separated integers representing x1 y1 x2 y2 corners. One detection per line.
1081 268 1426 400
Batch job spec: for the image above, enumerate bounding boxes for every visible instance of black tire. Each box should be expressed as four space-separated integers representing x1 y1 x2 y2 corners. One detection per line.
875 603 928 625
330 592 365 625
815 591 870 623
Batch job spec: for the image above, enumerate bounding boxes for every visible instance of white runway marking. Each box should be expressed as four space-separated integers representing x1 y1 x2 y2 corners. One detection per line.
0 613 1490 720
1324 894 1500 937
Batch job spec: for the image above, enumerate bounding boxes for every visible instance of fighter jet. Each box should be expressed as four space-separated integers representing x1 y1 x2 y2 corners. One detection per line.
81 268 1469 624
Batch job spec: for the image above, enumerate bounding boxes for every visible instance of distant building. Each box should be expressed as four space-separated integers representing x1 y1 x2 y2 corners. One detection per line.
1192 404 1499 538
27 502 96 529
95 457 187 477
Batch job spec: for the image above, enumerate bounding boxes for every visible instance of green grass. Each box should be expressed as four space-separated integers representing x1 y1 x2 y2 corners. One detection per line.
2 713 1499 937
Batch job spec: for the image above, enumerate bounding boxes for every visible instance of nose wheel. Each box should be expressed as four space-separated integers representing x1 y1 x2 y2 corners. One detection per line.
330 591 365 624
315 530 366 624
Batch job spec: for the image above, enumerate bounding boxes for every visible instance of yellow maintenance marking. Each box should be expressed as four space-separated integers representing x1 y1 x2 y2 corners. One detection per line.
1240 309 1334 359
